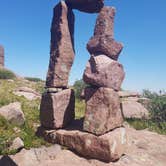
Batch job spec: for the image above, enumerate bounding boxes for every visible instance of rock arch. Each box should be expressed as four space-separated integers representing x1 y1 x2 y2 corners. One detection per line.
39 0 127 162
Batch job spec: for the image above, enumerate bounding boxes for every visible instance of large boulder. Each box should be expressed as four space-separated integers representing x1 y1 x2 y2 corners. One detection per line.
40 126 127 162
65 0 104 13
83 55 125 91
0 45 4 68
0 102 25 126
40 89 75 129
83 87 123 135
46 1 75 88
87 7 123 60
121 100 149 119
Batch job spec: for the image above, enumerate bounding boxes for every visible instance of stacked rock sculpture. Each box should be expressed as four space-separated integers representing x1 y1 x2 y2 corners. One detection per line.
39 0 127 162
83 6 125 135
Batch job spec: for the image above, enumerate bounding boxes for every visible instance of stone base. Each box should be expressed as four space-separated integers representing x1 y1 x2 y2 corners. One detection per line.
40 89 75 129
37 120 127 162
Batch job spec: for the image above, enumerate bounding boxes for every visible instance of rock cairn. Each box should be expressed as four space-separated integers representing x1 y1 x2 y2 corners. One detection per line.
83 6 125 135
40 0 127 162
0 45 4 68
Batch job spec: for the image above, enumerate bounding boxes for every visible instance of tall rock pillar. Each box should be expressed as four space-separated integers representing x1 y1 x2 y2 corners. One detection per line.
40 1 75 129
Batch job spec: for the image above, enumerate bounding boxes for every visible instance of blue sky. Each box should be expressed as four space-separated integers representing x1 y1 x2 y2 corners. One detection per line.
0 0 166 92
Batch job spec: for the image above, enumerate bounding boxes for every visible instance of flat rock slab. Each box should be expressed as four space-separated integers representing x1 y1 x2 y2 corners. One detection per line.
38 125 127 162
66 0 104 13
46 1 75 88
40 89 75 129
83 55 125 90
83 87 124 135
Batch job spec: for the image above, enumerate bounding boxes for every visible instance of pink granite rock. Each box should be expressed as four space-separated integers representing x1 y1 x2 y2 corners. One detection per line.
83 55 125 91
83 87 124 135
0 45 4 68
46 1 75 88
94 6 116 37
40 89 75 129
87 36 123 60
40 126 127 162
65 0 104 13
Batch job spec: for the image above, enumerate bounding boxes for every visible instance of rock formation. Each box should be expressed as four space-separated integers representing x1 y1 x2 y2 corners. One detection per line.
40 1 75 129
46 1 75 88
40 0 127 163
0 45 4 68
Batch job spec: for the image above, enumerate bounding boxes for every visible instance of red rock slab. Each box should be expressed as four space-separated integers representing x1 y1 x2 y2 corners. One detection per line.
40 89 75 129
65 0 104 13
38 126 127 162
46 1 75 88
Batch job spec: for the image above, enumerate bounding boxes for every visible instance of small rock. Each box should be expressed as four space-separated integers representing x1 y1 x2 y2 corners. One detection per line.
0 102 25 126
9 137 24 151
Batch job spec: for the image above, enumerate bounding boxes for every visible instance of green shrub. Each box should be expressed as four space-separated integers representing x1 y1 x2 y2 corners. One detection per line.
0 69 15 79
25 77 43 82
73 79 87 99
142 90 166 122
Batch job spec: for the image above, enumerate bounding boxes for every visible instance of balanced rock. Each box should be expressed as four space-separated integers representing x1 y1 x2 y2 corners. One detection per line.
40 89 75 129
87 7 123 60
0 45 4 68
40 126 127 162
65 0 104 13
0 102 25 126
87 36 123 60
83 87 123 135
83 55 125 91
46 1 75 88
94 6 115 37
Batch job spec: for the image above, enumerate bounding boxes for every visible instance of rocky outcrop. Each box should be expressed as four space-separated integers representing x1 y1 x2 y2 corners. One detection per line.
83 55 125 91
14 87 41 100
83 87 123 135
0 102 25 126
65 0 104 13
46 1 75 88
0 45 4 68
40 89 75 129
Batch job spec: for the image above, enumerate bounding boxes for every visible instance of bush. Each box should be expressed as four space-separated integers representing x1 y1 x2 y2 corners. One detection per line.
0 69 15 79
73 79 87 99
25 77 43 82
142 90 166 122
